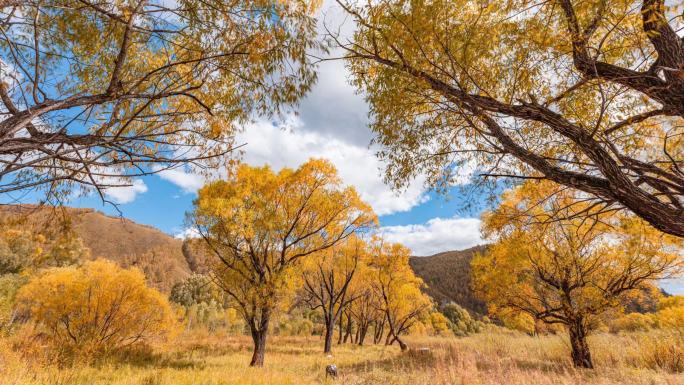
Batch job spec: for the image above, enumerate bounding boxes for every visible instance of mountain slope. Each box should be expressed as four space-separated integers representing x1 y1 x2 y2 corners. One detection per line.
410 245 488 316
0 205 191 292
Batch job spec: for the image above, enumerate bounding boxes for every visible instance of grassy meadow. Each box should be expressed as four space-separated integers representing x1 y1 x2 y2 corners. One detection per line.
1 330 682 385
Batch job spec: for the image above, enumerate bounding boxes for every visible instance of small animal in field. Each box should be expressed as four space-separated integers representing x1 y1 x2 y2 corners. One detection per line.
325 364 338 379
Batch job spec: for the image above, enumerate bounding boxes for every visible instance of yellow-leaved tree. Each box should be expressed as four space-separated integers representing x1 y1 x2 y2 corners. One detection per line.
301 234 368 353
189 159 376 366
369 239 431 351
16 259 176 359
473 181 683 368
0 0 322 200
338 0 684 237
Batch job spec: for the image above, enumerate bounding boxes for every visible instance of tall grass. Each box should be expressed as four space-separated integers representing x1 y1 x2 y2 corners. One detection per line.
1 330 682 385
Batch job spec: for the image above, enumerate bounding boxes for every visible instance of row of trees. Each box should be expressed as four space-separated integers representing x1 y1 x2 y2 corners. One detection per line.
300 236 432 353
187 159 432 366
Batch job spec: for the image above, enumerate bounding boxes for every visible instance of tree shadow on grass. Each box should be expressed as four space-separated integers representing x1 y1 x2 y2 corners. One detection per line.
99 346 208 370
339 349 438 374
474 356 570 375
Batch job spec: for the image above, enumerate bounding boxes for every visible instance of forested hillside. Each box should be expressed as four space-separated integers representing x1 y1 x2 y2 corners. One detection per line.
0 205 191 292
410 246 488 316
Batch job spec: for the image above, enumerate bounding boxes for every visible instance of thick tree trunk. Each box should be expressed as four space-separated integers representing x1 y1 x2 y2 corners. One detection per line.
248 311 270 367
249 328 268 367
568 322 593 369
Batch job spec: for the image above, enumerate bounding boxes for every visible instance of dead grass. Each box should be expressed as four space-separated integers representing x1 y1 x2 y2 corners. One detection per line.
0 330 682 385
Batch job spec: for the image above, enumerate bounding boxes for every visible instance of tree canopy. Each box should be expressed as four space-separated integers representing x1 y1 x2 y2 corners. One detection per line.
338 0 684 237
0 0 321 201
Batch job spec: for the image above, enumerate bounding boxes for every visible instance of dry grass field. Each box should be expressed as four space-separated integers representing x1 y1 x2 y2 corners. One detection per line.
1 330 682 385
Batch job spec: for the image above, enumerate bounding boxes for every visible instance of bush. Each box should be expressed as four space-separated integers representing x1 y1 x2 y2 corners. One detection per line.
0 274 26 334
441 303 483 336
16 259 177 360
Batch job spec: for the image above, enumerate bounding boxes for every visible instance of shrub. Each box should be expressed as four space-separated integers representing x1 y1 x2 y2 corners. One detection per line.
16 259 177 359
610 313 657 333
442 303 483 336
0 274 27 334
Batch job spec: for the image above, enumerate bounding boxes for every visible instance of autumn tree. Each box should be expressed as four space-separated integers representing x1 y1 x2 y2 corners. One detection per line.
16 259 177 359
301 235 367 353
189 159 376 366
347 266 384 346
337 0 684 237
370 239 431 351
0 0 321 201
473 182 683 368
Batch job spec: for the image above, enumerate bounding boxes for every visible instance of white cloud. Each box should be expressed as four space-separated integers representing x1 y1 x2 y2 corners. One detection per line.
103 179 148 204
157 168 205 193
174 227 200 240
379 217 484 256
238 118 429 215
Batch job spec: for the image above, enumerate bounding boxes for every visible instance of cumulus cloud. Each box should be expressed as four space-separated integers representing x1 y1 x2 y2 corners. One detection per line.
238 118 429 215
379 217 484 256
103 179 148 204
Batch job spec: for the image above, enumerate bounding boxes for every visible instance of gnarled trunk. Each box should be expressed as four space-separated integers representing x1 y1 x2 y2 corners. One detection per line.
568 321 593 369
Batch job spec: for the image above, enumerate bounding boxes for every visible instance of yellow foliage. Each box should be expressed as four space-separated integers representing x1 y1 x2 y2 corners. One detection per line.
428 312 452 336
16 259 177 358
369 239 431 348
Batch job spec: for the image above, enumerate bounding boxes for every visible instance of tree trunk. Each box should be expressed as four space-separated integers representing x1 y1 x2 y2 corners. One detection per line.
568 321 593 369
373 321 384 344
324 318 335 353
343 313 353 343
249 328 267 367
396 335 408 352
338 315 343 344
248 311 270 367
385 331 393 345
358 324 368 345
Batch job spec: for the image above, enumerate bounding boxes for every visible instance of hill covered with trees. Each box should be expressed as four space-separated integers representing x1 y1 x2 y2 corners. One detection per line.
0 205 191 292
410 246 488 316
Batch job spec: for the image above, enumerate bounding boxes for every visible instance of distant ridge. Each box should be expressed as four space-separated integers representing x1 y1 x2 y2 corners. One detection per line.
410 245 488 316
0 205 191 292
